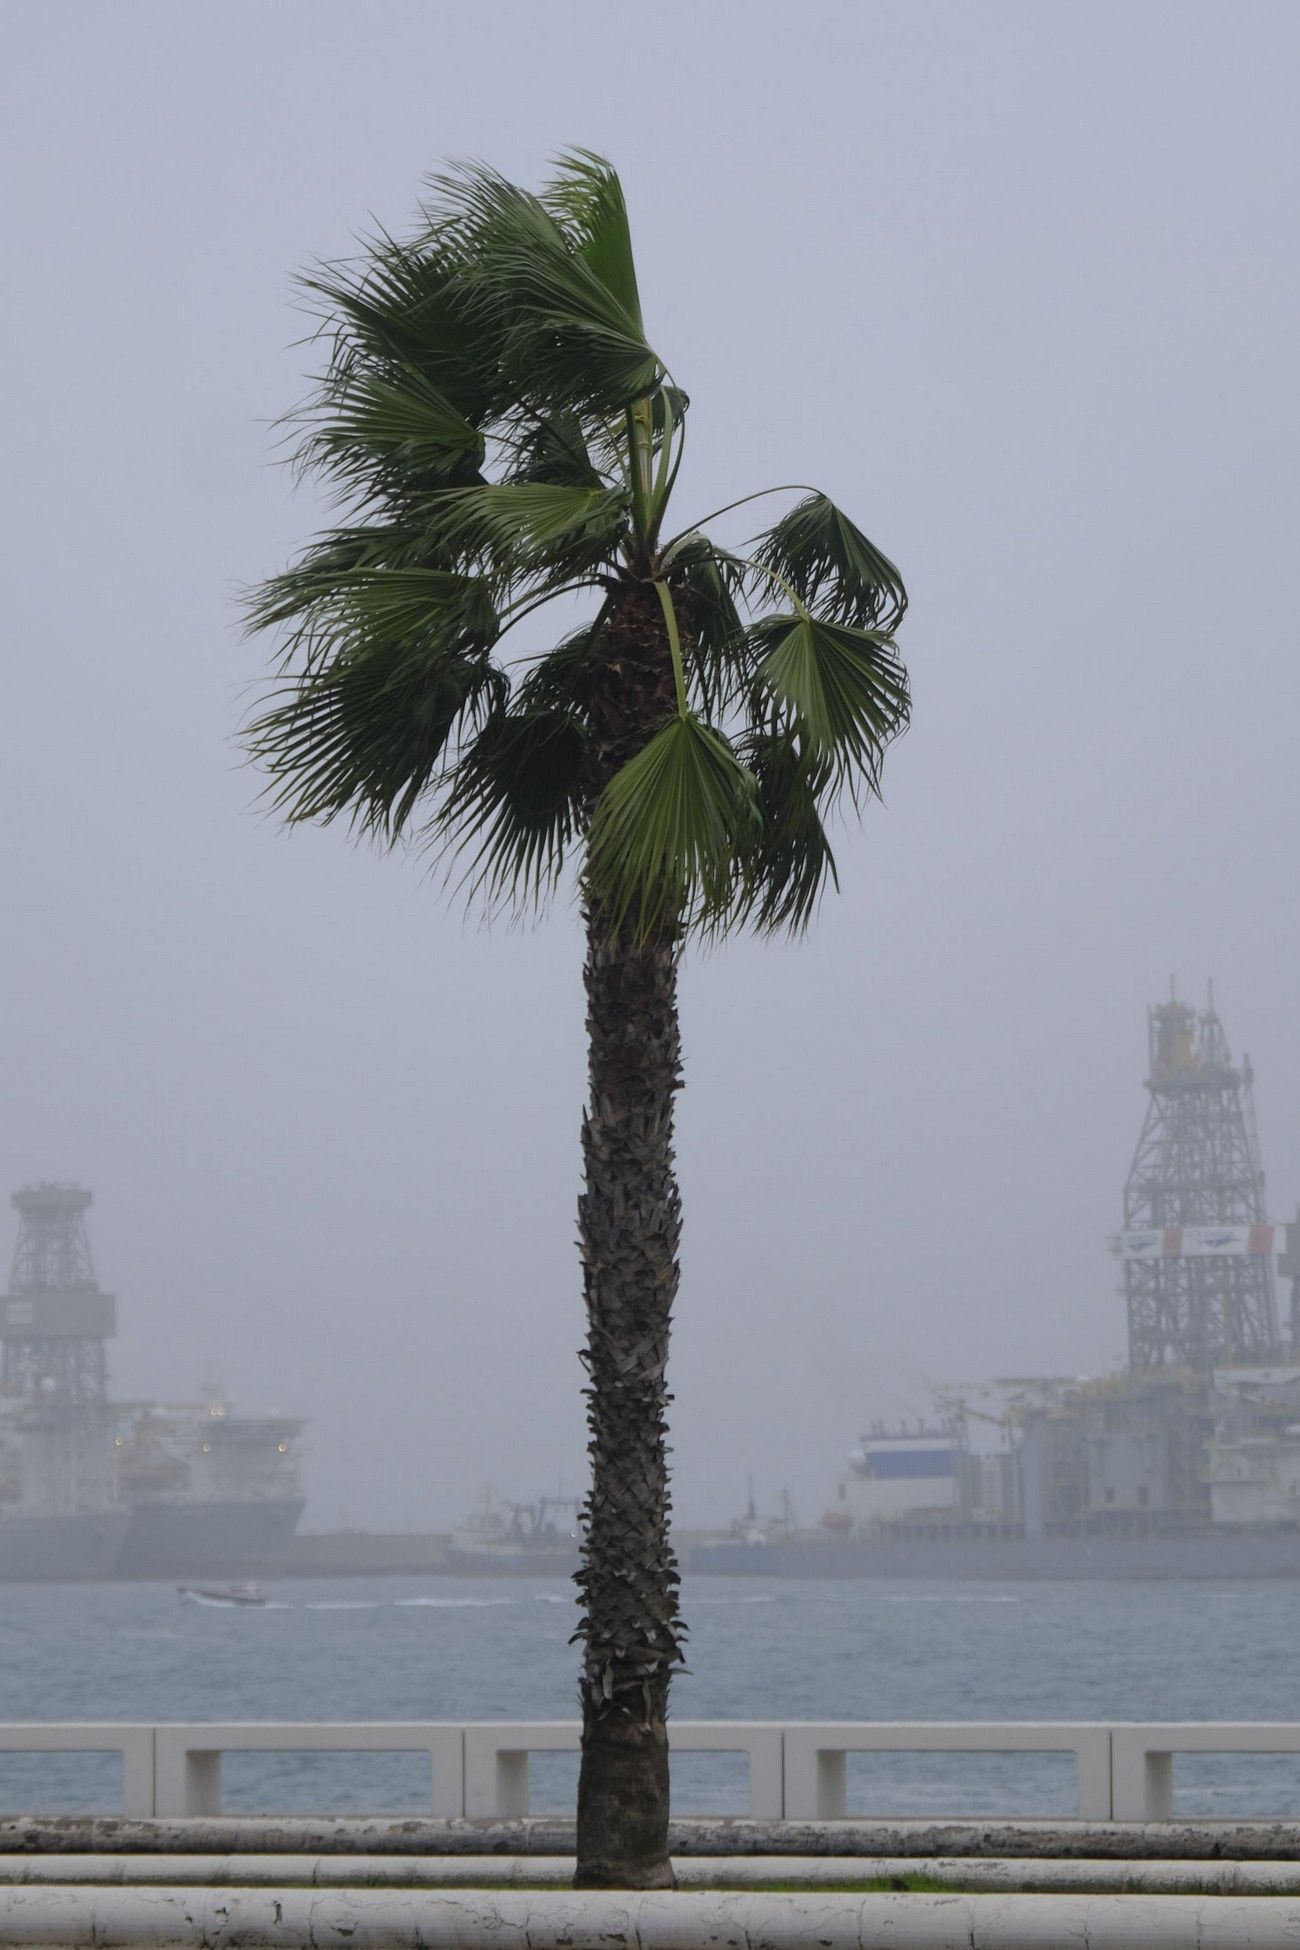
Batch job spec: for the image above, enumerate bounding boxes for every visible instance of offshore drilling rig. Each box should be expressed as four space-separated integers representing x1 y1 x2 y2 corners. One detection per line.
0 1185 127 1575
1122 986 1282 1371
693 986 1300 1576
0 1184 304 1580
1 1184 117 1514
1081 985 1295 1530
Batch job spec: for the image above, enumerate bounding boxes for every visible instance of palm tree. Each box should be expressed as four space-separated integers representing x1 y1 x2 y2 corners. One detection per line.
246 152 909 1888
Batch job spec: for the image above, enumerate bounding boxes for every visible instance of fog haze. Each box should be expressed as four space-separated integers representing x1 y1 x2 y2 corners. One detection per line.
2 0 1296 1530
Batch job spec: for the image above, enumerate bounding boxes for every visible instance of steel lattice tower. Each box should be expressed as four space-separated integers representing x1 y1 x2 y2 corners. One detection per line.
1123 992 1280 1371
2 1184 112 1405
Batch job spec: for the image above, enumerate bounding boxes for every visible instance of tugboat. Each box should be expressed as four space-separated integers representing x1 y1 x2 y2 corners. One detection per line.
444 1492 581 1575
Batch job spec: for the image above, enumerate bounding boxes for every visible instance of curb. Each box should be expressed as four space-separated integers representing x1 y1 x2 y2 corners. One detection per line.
8 1814 1300 1857
7 1851 1300 1893
1 1884 1299 1948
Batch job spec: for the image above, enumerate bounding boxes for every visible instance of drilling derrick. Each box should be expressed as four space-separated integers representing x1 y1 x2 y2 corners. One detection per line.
1122 992 1280 1372
1 1185 116 1512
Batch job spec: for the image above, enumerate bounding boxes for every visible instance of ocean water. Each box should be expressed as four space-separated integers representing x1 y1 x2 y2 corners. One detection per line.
2 1574 1298 1820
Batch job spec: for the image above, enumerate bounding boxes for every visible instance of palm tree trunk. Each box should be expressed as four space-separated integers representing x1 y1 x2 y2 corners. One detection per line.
574 588 684 1889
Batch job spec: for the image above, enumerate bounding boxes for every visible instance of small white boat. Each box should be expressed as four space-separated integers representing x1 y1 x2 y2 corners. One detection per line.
177 1582 267 1607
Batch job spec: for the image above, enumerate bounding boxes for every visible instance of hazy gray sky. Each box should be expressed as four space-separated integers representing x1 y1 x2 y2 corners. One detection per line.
2 0 1296 1529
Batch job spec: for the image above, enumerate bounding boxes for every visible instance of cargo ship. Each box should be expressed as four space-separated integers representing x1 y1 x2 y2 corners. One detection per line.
692 992 1300 1581
0 1184 305 1580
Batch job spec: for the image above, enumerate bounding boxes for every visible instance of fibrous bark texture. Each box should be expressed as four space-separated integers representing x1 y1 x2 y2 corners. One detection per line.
573 589 684 1890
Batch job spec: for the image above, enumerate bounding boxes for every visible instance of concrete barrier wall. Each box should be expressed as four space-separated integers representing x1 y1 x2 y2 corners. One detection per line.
7 1720 1300 1821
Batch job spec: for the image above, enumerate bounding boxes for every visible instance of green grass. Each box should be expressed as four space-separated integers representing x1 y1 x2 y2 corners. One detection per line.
704 1875 952 1894
348 1874 952 1893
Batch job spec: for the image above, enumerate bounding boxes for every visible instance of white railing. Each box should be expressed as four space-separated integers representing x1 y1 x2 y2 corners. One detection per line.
153 1724 466 1822
5 1720 1300 1821
0 1726 155 1820
461 1721 784 1820
782 1721 1113 1821
1109 1722 1300 1821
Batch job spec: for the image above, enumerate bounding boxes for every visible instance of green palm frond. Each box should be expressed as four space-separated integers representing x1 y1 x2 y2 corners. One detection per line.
429 163 662 414
736 729 839 934
752 613 909 791
753 493 908 633
515 625 600 716
586 714 761 936
442 702 586 904
417 482 630 578
544 149 644 332
666 535 749 709
511 411 609 489
248 636 502 836
248 560 497 659
304 361 485 493
302 237 494 424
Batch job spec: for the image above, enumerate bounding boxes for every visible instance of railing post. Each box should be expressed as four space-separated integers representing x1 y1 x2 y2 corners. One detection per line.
429 1730 465 1820
463 1724 579 1819
154 1734 220 1818
782 1731 844 1819
815 1749 847 1820
494 1750 529 1819
1112 1727 1173 1820
184 1750 222 1817
1075 1730 1113 1820
121 1730 156 1818
1144 1750 1174 1819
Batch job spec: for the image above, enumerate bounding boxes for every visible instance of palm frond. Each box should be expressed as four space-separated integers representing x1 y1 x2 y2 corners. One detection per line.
752 613 909 791
427 162 663 413
586 714 760 936
666 535 750 709
301 236 494 424
303 360 484 495
510 411 609 490
419 482 629 576
544 149 643 332
753 493 907 633
247 635 503 836
736 728 838 934
514 624 600 715
247 563 498 663
442 702 587 904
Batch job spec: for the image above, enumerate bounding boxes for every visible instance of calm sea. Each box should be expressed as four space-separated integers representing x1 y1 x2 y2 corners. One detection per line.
3 1574 1297 1820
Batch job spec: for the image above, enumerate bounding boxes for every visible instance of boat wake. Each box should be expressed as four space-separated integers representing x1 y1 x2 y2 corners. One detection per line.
878 1591 1021 1604
256 1596 522 1612
695 1593 777 1606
